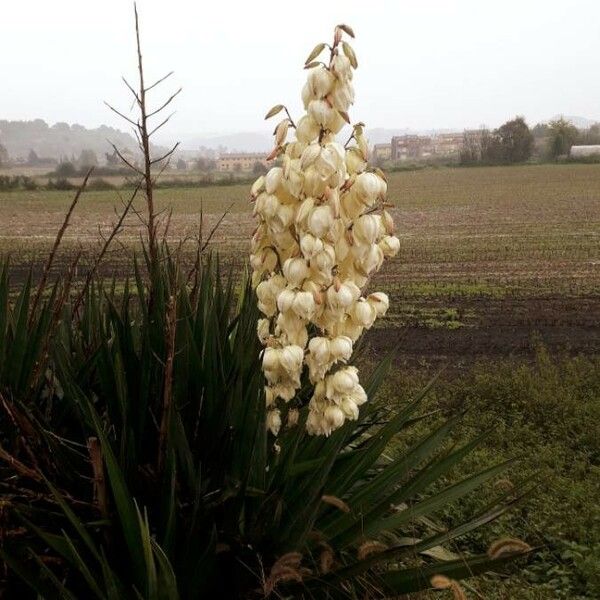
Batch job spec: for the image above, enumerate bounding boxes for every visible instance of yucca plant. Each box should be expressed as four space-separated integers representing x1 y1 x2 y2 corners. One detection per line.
0 9 533 598
0 245 534 598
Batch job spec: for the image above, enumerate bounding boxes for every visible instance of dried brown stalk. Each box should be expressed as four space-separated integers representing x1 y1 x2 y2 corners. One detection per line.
105 3 181 270
157 289 178 473
29 168 93 323
87 437 108 519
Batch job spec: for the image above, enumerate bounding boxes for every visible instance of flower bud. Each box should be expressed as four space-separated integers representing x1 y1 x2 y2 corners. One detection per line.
331 53 352 81
345 149 367 175
266 409 282 435
275 120 289 147
257 318 271 344
382 209 395 234
287 408 300 427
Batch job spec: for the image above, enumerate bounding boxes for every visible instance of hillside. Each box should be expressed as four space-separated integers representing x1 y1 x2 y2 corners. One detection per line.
0 119 138 162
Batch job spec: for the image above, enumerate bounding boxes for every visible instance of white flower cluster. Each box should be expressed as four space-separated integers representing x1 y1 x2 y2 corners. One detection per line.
251 25 399 437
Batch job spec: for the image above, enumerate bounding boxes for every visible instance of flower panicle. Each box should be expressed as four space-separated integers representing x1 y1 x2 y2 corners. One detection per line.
252 25 400 436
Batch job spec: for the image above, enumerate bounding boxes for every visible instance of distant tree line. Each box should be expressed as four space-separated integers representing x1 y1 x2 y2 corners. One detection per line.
460 116 600 166
460 117 533 165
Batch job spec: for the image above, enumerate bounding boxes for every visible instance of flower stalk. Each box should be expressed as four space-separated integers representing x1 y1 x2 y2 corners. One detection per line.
251 24 400 436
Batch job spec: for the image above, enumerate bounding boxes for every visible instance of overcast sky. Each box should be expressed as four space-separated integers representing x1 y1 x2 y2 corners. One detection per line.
3 0 600 143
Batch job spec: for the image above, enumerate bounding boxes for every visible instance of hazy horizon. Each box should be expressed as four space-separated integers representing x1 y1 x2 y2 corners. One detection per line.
4 0 600 147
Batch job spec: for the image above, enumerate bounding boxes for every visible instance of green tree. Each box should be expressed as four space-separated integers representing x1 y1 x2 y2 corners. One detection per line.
27 149 39 165
54 161 77 177
0 143 8 167
495 116 533 163
547 117 579 159
78 148 98 169
252 160 267 175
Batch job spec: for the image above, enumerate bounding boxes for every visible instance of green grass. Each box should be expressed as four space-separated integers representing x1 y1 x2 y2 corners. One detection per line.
373 346 600 599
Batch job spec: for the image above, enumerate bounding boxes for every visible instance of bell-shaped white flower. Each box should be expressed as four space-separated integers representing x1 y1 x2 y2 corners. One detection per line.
291 290 316 320
282 257 309 288
379 235 400 257
367 292 389 316
353 214 381 245
326 282 355 310
329 335 353 362
279 345 304 375
352 298 377 328
300 233 324 259
324 405 345 430
296 115 320 143
265 167 284 194
308 205 334 238
308 66 335 97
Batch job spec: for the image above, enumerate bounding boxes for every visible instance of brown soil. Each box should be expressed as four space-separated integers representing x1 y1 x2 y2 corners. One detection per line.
366 295 600 366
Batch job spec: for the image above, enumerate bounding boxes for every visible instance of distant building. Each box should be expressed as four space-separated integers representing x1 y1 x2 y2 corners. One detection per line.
217 152 268 172
391 135 434 161
372 143 392 162
570 145 600 158
389 131 483 161
432 132 464 156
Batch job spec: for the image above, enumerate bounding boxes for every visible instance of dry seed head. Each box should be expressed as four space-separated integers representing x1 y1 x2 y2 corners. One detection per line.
487 537 532 559
451 581 467 600
321 494 351 513
319 545 335 573
357 540 387 560
431 575 452 589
